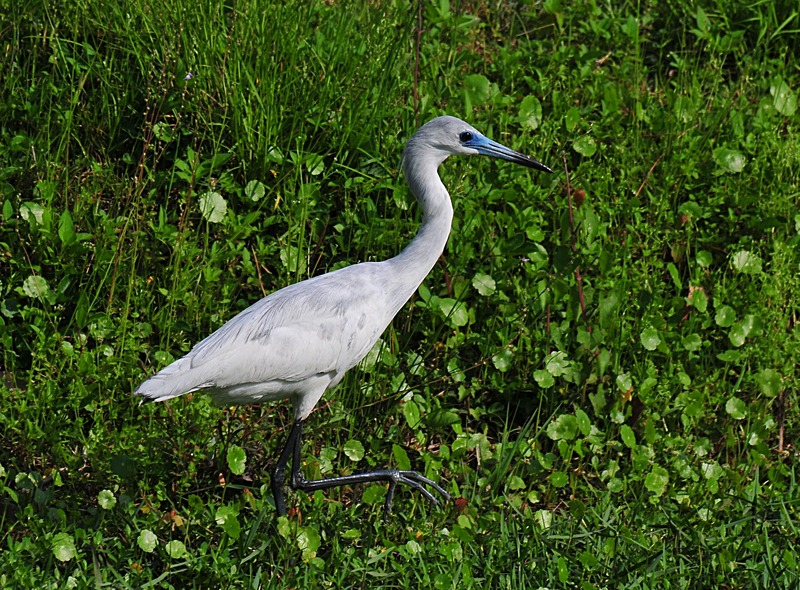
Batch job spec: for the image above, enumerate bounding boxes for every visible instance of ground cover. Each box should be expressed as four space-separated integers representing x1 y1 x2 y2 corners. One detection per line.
1 0 798 587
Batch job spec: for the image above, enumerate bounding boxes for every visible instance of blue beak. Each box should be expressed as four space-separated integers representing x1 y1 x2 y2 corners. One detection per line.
465 134 553 174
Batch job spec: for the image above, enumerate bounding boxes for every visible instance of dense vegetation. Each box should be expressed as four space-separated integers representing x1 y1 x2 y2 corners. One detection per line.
1 0 798 587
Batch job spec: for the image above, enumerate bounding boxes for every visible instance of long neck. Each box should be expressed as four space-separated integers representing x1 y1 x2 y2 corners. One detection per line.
384 157 454 304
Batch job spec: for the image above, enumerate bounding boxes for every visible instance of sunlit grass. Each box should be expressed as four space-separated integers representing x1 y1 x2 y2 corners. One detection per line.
1 0 798 588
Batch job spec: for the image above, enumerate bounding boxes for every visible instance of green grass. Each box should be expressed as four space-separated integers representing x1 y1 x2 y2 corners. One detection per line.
1 0 799 587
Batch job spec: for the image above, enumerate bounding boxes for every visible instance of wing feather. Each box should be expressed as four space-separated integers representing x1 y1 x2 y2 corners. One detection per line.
136 262 394 401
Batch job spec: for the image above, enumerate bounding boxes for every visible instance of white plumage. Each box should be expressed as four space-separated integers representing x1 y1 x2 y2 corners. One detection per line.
135 116 551 516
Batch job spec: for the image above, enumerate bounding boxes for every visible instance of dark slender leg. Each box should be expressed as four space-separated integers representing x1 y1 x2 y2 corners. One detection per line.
270 421 303 516
271 419 449 517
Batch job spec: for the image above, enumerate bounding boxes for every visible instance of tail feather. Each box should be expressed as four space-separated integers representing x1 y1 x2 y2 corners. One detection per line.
134 356 213 403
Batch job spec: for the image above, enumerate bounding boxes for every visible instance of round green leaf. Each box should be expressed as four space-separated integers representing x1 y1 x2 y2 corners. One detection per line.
695 250 712 267
689 288 708 312
52 532 77 562
343 439 365 462
492 349 513 372
713 148 746 173
715 305 736 327
728 323 748 347
154 350 173 364
544 351 572 377
754 369 781 397
644 465 669 497
199 190 227 223
98 489 116 510
741 314 763 336
731 250 762 274
438 297 469 327
725 396 746 420
280 244 307 275
550 471 568 488
519 95 543 130
546 414 578 441
20 201 46 224
573 135 597 157
138 530 158 553
682 334 702 351
472 272 496 296
22 275 50 300
507 475 526 490
616 372 632 393
215 505 241 540
244 179 266 202
565 106 581 132
534 369 555 388
406 539 423 555
701 461 724 482
165 540 187 559
463 74 493 106
640 327 661 351
226 444 246 475
679 200 703 221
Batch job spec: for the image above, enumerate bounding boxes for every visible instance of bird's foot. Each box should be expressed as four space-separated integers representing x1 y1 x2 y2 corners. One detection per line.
290 467 449 517
383 469 450 518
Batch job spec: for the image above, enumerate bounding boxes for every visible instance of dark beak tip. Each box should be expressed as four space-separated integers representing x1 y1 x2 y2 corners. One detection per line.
517 153 553 174
529 160 554 174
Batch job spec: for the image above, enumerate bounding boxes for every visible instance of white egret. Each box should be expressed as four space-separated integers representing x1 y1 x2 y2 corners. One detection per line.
135 116 552 517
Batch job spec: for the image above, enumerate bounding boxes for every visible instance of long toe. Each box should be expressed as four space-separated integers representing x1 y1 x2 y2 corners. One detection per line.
380 470 449 516
400 471 450 504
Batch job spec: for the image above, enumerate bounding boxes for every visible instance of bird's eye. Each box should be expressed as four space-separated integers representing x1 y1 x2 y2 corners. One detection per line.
459 131 473 142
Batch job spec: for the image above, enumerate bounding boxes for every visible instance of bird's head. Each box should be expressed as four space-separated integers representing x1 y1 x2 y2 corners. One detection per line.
404 115 552 173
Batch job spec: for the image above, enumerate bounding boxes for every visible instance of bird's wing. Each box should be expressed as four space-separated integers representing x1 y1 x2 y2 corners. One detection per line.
183 263 390 383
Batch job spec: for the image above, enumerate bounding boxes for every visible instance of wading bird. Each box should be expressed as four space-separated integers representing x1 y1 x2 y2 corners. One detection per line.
135 116 552 517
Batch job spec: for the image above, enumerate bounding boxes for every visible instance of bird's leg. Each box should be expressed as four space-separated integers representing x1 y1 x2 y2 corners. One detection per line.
270 420 304 516
280 419 449 518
